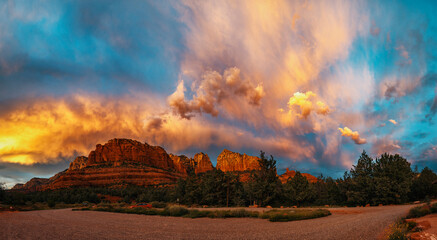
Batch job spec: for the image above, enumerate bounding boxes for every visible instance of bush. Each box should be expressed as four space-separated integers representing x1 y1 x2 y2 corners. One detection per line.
386 220 409 240
431 203 437 213
47 200 56 208
163 205 189 217
407 205 431 218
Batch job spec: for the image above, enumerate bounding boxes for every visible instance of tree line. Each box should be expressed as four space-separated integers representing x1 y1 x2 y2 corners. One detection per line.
1 151 436 207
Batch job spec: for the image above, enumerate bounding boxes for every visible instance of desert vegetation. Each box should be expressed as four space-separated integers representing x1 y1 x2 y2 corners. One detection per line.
383 202 437 240
75 204 330 222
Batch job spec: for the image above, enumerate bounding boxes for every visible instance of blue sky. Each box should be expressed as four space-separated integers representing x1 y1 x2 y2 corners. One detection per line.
0 0 436 187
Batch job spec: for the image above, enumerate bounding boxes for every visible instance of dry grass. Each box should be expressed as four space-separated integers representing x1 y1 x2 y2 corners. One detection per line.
75 206 331 222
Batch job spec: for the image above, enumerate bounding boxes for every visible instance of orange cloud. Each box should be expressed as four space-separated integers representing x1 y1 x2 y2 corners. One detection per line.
1 93 317 166
338 127 367 145
287 91 330 118
168 67 264 119
389 119 397 125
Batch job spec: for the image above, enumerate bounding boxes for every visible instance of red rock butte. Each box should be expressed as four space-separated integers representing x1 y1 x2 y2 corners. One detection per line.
12 138 317 191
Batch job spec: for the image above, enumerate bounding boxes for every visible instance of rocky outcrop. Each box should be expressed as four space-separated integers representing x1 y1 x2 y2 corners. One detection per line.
193 152 214 174
87 139 175 170
169 152 214 175
11 183 24 190
216 149 260 172
11 178 50 192
69 156 88 171
14 139 184 191
279 168 318 183
169 154 192 174
12 138 318 192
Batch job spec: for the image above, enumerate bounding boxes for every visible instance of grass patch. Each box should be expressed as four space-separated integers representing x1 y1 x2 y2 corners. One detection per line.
150 201 167 208
260 209 331 222
406 203 437 218
74 206 331 222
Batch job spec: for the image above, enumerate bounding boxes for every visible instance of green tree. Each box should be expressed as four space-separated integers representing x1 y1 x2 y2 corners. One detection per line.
284 172 313 206
373 153 413 204
247 151 282 206
0 182 5 202
346 150 375 205
410 167 437 200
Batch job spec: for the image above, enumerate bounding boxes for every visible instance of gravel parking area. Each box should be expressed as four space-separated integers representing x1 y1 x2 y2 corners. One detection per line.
0 204 413 240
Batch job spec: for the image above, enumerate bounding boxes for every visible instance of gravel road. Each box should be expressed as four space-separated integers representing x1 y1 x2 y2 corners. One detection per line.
0 204 413 240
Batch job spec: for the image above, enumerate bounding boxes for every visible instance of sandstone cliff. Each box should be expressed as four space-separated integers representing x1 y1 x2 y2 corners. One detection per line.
193 152 214 174
169 152 214 175
11 178 50 192
216 149 260 172
87 139 175 170
12 139 317 191
69 156 88 170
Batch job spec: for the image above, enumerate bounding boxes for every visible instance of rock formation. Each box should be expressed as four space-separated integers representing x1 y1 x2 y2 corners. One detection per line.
11 178 50 192
69 156 88 171
193 152 214 174
12 139 317 191
169 152 214 175
216 149 260 172
279 168 318 183
87 139 175 169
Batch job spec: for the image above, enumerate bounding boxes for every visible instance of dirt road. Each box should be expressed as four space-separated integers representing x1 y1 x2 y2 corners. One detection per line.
0 205 413 240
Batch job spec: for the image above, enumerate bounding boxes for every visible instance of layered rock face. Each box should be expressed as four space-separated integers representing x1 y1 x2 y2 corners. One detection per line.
169 152 214 175
69 156 88 170
11 178 50 192
14 139 184 191
87 139 174 170
279 168 318 184
216 149 260 172
193 152 214 174
12 139 317 191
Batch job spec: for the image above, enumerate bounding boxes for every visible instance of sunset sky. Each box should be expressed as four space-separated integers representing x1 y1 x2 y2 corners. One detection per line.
1 0 436 187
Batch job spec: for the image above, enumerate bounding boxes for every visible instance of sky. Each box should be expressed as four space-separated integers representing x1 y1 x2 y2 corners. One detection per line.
1 0 436 188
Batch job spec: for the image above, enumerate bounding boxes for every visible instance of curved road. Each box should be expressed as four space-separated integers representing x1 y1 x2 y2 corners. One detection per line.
0 205 413 240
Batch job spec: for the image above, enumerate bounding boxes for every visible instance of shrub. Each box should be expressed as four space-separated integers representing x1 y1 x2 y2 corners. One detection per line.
47 200 56 208
431 203 437 213
407 205 431 218
163 205 189 217
386 220 408 240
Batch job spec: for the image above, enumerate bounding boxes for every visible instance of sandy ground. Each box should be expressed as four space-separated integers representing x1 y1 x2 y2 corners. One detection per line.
0 205 414 240
408 213 437 239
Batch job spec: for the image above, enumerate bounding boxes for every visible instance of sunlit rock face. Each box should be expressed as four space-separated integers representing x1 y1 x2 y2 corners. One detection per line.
216 149 261 172
193 152 214 174
279 168 318 184
11 178 50 192
13 139 185 191
169 152 214 175
87 139 175 170
169 154 192 174
68 156 88 170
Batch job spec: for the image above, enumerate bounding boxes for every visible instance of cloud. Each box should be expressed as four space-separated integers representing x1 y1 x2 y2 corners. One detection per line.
389 119 397 125
370 21 380 36
287 91 330 119
371 138 402 155
395 45 412 65
338 127 367 145
168 67 264 119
